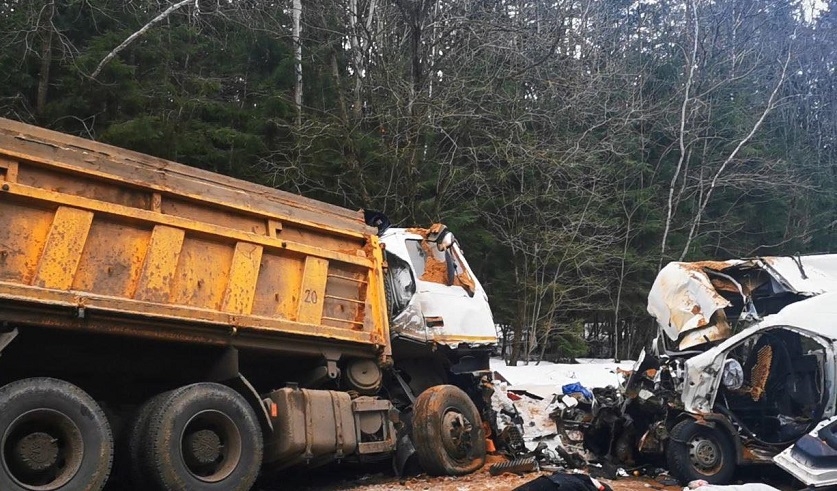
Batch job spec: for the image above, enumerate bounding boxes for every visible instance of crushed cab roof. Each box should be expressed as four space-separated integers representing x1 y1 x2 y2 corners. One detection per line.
648 254 837 350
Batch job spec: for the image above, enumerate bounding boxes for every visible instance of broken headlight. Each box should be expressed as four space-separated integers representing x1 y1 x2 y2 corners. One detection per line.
721 358 744 390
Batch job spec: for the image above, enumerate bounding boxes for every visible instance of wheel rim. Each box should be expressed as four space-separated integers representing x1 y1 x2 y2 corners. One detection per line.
179 410 242 483
440 407 473 460
1 409 84 490
688 434 722 474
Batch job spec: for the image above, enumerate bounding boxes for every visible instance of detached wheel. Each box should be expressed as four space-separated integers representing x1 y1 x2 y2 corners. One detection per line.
141 383 262 490
412 385 486 476
667 419 736 485
0 378 113 491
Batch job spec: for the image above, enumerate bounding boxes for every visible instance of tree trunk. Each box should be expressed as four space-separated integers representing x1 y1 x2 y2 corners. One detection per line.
36 30 53 119
293 0 303 125
36 1 56 120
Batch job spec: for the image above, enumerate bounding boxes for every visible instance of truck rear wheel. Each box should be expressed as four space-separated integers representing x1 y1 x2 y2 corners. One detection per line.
412 385 486 476
124 391 172 489
0 377 113 491
141 383 262 490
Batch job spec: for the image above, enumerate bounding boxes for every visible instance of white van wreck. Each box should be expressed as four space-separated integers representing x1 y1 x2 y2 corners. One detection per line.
577 255 837 485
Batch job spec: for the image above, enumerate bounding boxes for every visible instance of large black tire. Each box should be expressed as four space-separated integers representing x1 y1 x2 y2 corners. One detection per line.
140 383 262 491
0 377 113 491
667 419 736 485
412 384 486 476
123 391 173 490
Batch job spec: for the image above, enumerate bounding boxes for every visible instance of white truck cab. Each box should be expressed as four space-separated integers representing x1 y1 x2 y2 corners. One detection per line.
379 224 497 348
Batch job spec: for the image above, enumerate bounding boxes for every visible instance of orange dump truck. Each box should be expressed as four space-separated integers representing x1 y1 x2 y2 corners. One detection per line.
0 118 497 491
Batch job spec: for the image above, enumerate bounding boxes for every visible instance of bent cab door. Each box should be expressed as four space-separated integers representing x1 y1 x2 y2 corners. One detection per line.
401 231 495 346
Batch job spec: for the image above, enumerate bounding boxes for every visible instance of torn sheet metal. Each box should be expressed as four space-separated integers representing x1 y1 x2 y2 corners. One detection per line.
648 261 736 350
576 289 837 484
649 255 837 351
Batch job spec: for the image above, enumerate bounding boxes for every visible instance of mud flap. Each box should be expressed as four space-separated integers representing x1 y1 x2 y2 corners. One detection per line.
393 433 417 476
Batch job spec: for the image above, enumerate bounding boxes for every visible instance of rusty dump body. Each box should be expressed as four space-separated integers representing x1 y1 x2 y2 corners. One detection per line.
0 117 390 360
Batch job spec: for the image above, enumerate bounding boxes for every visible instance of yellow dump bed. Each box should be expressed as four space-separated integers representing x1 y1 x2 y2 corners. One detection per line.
0 118 390 358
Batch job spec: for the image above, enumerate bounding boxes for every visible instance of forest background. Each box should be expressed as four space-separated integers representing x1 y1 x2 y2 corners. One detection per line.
1 0 834 363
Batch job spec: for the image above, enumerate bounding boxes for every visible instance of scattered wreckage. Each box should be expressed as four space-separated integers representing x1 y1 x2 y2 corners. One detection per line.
555 255 837 485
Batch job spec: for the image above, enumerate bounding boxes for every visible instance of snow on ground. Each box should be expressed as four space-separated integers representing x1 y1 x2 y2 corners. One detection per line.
489 357 636 447
490 357 635 398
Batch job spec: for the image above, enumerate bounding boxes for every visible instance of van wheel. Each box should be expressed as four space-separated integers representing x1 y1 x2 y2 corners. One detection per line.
141 383 262 491
0 378 113 491
667 419 736 485
412 385 486 476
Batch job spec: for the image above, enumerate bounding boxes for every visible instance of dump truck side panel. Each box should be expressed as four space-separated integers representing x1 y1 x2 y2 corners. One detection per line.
0 118 390 358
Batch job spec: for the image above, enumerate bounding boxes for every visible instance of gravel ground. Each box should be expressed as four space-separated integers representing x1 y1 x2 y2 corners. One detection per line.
257 454 804 491
257 455 685 491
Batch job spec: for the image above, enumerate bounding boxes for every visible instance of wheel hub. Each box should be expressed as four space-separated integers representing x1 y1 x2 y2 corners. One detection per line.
184 429 222 466
442 410 472 458
2 408 84 490
180 410 242 483
689 436 720 469
12 432 59 472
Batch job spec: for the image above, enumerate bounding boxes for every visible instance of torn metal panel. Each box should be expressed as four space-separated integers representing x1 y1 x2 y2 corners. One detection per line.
681 292 837 413
649 255 837 351
576 285 837 485
681 348 726 414
647 261 737 350
662 298 830 418
389 301 427 343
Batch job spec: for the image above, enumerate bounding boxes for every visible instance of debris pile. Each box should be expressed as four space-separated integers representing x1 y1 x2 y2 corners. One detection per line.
488 358 668 481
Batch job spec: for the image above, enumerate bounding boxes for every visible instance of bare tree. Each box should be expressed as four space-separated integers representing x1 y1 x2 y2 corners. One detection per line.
91 0 197 80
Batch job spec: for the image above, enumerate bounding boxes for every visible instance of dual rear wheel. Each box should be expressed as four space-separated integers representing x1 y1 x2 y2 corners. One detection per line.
127 383 262 491
0 378 262 491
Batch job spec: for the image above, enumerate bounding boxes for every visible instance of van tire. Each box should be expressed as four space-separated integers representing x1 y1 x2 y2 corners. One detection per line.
667 419 736 485
412 385 486 476
141 383 262 490
0 377 113 491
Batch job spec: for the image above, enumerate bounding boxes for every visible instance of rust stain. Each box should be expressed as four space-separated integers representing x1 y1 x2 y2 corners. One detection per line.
679 260 738 272
427 223 445 236
709 277 740 293
405 227 429 237
741 445 757 462
419 241 451 284
456 271 476 294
